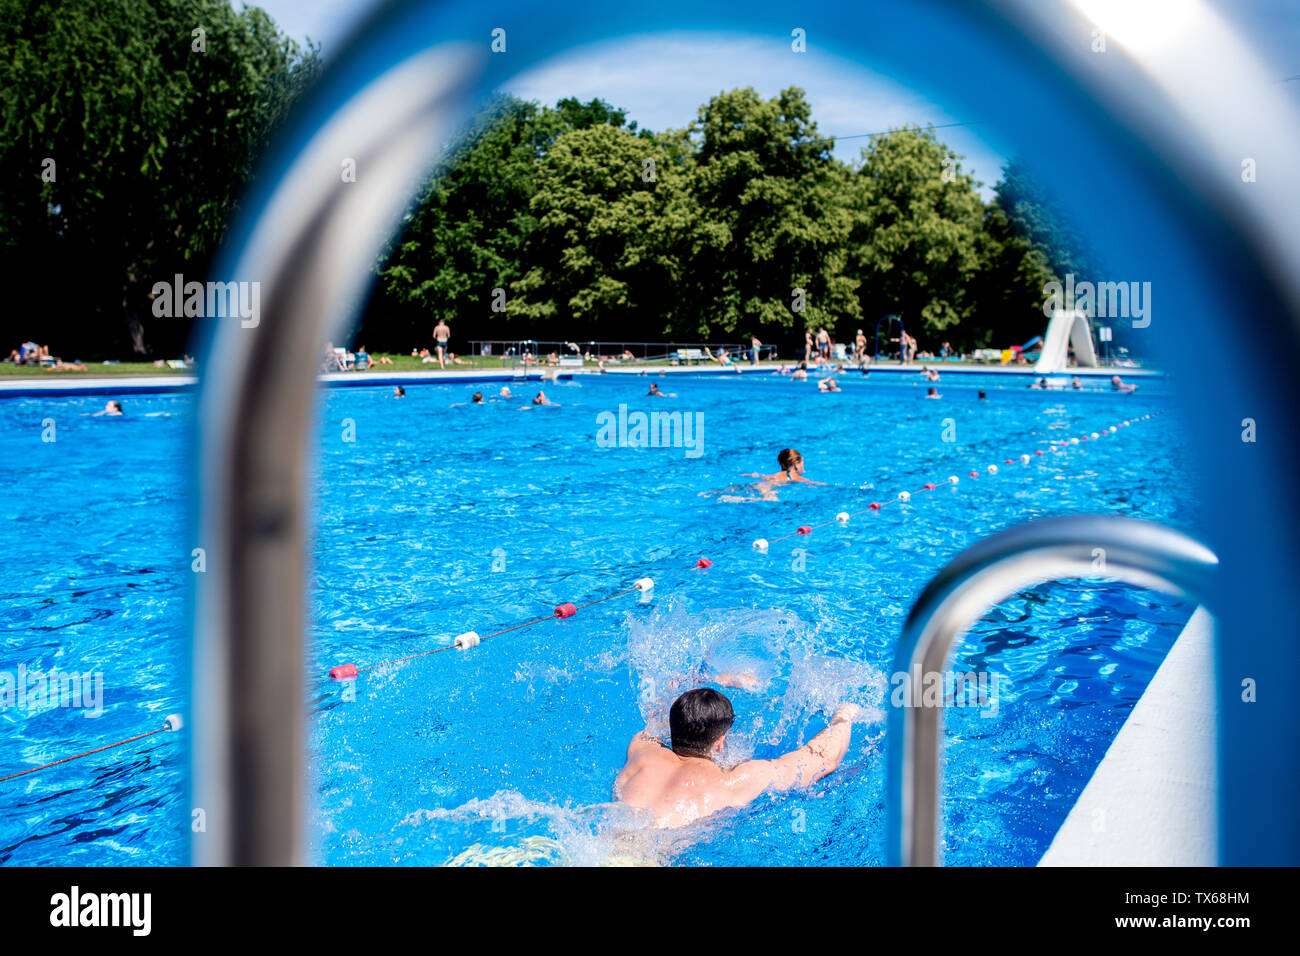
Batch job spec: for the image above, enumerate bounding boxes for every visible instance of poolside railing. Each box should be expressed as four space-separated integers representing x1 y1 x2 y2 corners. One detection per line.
887 515 1217 867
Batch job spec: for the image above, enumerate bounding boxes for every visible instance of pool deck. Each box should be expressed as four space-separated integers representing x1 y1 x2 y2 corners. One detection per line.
1038 606 1217 866
0 362 1162 397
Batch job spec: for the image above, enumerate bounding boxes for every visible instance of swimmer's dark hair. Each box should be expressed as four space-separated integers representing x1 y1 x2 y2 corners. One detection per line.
669 688 734 757
778 448 802 471
472 392 483 403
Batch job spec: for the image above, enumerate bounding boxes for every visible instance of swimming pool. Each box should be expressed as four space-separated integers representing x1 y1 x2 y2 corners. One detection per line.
0 370 1195 865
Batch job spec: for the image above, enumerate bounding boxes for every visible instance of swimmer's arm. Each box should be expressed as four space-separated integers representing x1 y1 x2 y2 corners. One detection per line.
712 670 759 691
725 704 858 800
626 729 662 760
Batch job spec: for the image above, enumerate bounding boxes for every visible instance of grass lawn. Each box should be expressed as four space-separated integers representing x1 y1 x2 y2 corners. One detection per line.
0 361 188 377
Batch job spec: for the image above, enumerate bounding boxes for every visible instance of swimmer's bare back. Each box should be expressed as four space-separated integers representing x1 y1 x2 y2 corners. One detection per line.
614 704 859 829
744 471 825 487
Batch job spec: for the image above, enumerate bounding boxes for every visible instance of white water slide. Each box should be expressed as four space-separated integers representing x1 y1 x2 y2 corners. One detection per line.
1034 309 1099 374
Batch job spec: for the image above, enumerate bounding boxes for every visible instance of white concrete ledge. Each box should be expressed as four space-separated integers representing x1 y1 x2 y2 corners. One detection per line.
0 362 1164 397
1039 606 1217 866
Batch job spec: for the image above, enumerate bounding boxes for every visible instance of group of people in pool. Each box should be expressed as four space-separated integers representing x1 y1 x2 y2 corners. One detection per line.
1029 374 1138 392
406 384 562 407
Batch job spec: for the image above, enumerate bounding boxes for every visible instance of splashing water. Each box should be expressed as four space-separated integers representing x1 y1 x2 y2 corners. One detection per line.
625 601 887 760
401 789 696 866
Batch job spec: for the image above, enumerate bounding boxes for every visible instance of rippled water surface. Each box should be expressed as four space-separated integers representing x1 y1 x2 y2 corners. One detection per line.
0 370 1197 865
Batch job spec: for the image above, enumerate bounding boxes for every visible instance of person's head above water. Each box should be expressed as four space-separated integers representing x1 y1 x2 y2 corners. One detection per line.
472 392 483 404
777 448 805 475
669 688 735 758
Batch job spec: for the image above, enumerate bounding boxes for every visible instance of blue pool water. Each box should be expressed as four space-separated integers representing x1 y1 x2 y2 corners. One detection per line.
0 370 1197 865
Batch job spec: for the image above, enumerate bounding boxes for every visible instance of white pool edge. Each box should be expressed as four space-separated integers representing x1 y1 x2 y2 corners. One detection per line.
1038 605 1217 866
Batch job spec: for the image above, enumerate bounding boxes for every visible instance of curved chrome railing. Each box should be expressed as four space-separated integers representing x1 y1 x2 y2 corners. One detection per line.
190 0 1300 866
190 48 480 866
885 514 1218 866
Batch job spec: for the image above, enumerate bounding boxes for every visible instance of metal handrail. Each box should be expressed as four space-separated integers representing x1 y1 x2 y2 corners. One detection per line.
192 47 480 865
886 514 1218 866
190 0 1300 867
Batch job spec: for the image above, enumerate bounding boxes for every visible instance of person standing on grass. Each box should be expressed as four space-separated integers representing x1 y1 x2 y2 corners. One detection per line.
750 335 761 366
433 319 451 370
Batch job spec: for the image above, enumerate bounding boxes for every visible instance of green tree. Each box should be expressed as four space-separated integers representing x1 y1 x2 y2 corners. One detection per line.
505 123 695 337
845 127 986 344
966 202 1057 350
994 156 1095 280
679 87 859 341
0 0 318 357
367 96 645 349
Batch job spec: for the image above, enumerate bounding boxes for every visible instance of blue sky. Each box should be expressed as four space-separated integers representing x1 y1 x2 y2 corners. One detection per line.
238 0 1300 195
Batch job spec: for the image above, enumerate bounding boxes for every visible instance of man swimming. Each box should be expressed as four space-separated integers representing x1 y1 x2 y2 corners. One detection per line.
615 687 859 829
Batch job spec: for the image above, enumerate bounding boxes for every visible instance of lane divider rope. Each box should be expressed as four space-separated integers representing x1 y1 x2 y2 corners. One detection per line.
330 411 1162 676
0 714 183 784
2 412 1160 782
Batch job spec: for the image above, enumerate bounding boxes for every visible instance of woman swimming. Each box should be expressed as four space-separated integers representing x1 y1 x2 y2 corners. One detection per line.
701 449 825 502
